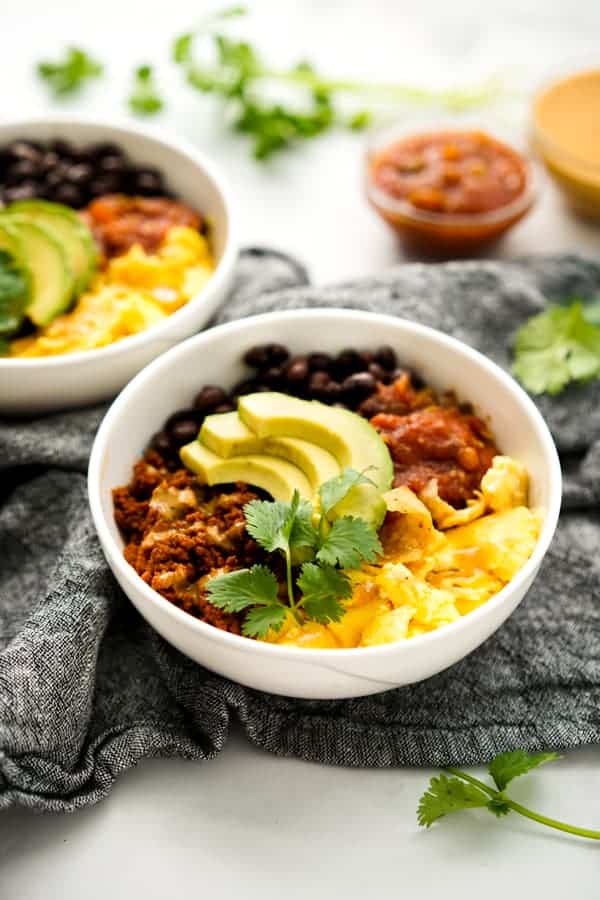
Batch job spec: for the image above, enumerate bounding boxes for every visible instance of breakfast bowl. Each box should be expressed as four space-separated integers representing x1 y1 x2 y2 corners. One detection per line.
0 115 237 415
88 309 561 700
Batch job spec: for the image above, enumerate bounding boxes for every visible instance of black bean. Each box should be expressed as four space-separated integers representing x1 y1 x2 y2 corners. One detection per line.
319 380 343 402
193 384 230 413
410 371 426 390
368 362 388 383
170 418 201 446
99 154 127 174
7 140 43 163
50 139 76 158
6 158 42 181
342 372 377 403
359 350 374 366
3 182 40 202
307 371 331 397
88 141 125 161
40 151 60 172
261 365 284 388
244 343 289 369
44 164 70 187
88 174 123 196
285 357 309 383
130 168 165 195
151 430 173 454
50 182 84 207
307 352 332 372
374 346 397 370
334 349 364 378
232 379 259 398
66 162 94 185
213 402 236 414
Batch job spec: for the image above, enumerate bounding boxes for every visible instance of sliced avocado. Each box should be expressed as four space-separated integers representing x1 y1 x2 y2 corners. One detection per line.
7 201 97 293
4 218 74 326
262 437 339 490
180 440 313 501
200 411 341 489
200 411 263 457
237 392 393 492
328 483 388 529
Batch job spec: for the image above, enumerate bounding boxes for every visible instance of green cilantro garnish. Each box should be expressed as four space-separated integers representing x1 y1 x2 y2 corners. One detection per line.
172 7 502 160
128 65 164 116
207 467 383 637
512 299 600 395
36 47 103 97
0 250 29 337
418 750 600 841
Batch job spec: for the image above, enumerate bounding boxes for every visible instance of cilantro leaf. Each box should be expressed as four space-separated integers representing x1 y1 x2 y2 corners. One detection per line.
0 250 29 336
488 750 560 792
206 564 279 612
512 302 600 395
242 602 288 638
37 47 103 97
319 468 376 516
244 498 291 553
129 65 164 116
316 516 382 569
297 562 350 623
417 774 490 827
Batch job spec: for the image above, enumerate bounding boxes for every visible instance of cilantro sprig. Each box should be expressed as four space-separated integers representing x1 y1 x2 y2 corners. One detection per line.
128 65 164 116
171 6 502 160
207 468 382 637
418 750 600 841
512 298 600 396
0 250 29 337
37 47 103 97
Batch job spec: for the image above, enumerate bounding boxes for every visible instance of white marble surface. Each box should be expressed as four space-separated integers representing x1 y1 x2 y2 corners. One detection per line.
1 1 600 896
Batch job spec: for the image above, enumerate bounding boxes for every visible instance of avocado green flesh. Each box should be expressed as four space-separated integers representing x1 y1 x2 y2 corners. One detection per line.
7 201 97 293
180 440 313 501
2 218 73 326
237 392 393 492
0 223 31 335
200 411 341 490
328 483 388 529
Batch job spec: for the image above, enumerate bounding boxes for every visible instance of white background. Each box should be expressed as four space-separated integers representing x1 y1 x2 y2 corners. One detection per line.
1 1 600 896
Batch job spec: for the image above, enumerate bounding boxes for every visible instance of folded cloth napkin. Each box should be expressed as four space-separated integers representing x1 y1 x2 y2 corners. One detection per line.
1 250 599 812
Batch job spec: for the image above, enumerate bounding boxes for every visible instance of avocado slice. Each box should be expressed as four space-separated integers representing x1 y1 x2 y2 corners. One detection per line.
237 392 393 492
180 440 313 501
7 201 98 294
4 218 74 326
200 411 341 489
201 411 263 457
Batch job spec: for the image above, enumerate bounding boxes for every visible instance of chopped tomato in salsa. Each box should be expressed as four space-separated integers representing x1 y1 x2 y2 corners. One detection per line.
82 194 203 257
370 130 528 216
371 407 498 507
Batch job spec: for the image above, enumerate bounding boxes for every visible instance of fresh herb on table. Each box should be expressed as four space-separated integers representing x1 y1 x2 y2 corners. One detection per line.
513 298 600 395
207 468 382 637
418 749 600 840
128 65 164 116
0 250 29 338
171 6 501 159
36 46 104 97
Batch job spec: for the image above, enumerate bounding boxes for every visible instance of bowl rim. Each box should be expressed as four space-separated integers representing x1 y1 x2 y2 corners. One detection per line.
88 307 562 661
365 119 538 228
0 113 239 369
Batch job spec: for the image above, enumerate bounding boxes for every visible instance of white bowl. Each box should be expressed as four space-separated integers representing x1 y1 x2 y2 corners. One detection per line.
0 115 238 415
88 309 562 700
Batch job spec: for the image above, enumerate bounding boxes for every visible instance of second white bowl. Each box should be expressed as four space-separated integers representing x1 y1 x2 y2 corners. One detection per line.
0 116 238 415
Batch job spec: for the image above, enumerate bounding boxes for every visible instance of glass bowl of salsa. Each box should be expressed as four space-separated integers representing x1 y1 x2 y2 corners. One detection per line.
366 119 537 254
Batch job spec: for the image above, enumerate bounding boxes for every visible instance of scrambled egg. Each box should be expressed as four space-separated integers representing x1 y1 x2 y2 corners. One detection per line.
11 227 215 357
264 456 541 649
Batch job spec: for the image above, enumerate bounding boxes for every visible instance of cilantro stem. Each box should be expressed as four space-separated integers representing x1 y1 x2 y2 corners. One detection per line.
503 799 600 841
446 767 600 841
284 548 303 625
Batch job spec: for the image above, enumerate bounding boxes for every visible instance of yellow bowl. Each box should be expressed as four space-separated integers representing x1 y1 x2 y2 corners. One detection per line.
532 68 600 219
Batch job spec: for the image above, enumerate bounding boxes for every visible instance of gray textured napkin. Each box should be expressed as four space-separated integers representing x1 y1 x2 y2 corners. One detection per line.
1 249 599 813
